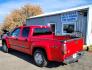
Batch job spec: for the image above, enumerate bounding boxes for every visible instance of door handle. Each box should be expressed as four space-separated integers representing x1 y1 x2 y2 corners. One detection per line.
14 38 18 40
24 38 28 41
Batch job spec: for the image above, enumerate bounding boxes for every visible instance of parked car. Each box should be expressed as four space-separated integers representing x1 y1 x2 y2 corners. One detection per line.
2 25 84 67
1 30 9 39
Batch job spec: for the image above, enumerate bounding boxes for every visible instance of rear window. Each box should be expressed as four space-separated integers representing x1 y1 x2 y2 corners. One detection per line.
33 28 52 36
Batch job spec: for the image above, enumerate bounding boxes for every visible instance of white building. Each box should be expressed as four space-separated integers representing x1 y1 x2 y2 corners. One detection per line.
26 5 92 46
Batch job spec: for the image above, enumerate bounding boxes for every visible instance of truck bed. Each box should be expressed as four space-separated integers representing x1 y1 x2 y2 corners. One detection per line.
53 35 84 61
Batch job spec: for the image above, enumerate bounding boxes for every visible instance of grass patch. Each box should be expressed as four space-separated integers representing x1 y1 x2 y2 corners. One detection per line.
88 45 92 52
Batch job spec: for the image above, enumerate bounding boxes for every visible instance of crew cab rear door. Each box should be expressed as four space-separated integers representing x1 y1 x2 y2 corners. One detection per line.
16 27 31 54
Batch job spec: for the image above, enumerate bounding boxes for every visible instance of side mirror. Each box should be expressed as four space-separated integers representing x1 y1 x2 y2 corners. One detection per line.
7 32 11 36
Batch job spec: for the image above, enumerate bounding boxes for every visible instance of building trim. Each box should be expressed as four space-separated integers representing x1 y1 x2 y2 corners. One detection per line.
29 5 92 19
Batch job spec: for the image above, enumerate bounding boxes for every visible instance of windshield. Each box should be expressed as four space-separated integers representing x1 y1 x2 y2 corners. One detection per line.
33 28 52 36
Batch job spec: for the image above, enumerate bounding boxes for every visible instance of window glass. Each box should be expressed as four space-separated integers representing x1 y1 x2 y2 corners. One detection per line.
11 28 20 37
63 24 75 33
33 28 52 36
22 27 30 37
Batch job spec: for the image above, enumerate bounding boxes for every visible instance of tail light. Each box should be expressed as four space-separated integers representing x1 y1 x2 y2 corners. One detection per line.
62 41 67 55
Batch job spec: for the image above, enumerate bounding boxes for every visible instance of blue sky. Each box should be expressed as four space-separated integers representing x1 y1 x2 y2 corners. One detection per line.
0 0 92 23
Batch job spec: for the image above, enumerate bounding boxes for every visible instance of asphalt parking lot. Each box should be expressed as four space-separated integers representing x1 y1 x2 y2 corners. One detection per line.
0 44 92 70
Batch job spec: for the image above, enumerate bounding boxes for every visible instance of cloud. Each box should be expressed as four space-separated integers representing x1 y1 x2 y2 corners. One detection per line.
0 0 31 23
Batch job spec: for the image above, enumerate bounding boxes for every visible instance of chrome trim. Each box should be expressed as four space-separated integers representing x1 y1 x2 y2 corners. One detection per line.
63 51 84 64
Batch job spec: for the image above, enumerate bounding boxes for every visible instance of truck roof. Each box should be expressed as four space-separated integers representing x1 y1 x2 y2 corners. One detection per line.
18 25 49 28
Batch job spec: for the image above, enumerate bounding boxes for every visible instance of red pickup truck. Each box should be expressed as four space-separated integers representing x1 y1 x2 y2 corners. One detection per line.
2 25 84 67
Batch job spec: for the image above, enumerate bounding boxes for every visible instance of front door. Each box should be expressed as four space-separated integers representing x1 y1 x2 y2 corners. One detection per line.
8 27 21 50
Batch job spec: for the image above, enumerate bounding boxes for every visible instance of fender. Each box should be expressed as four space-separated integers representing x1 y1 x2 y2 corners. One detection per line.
31 44 53 61
2 38 11 48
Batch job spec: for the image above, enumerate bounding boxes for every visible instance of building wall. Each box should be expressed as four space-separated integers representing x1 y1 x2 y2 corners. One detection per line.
26 17 45 25
77 11 87 43
86 6 92 46
26 14 61 25
26 14 62 35
26 9 88 44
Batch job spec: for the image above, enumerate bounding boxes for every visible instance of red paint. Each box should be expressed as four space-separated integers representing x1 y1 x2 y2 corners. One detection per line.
3 25 84 62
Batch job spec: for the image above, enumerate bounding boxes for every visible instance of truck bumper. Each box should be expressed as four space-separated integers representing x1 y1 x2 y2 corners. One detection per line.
63 51 84 64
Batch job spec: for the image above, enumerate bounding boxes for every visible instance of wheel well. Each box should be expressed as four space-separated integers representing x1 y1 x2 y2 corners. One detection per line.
2 39 6 45
33 47 47 59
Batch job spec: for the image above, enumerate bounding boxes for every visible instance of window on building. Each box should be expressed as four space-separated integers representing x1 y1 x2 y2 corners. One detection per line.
63 24 75 34
22 27 30 37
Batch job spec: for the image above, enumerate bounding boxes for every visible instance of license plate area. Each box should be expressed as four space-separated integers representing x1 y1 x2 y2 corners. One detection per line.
73 53 77 58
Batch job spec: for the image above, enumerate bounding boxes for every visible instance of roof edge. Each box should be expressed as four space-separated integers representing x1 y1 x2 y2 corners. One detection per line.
28 4 92 19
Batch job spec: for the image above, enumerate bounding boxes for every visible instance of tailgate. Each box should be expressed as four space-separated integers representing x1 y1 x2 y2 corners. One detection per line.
64 38 84 58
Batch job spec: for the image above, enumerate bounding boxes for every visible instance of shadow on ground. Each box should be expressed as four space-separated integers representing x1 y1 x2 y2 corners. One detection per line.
0 46 64 68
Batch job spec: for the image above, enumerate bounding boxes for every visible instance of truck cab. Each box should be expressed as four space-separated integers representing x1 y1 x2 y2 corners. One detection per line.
2 25 84 67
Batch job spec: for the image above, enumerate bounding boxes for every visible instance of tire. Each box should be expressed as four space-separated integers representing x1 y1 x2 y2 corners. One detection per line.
75 60 78 62
2 42 8 53
33 49 48 67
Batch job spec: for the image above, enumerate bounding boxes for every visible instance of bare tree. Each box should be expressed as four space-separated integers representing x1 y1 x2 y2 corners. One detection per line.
2 4 43 31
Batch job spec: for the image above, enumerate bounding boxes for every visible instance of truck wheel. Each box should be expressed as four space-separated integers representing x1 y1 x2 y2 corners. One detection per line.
2 42 8 53
33 49 48 67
